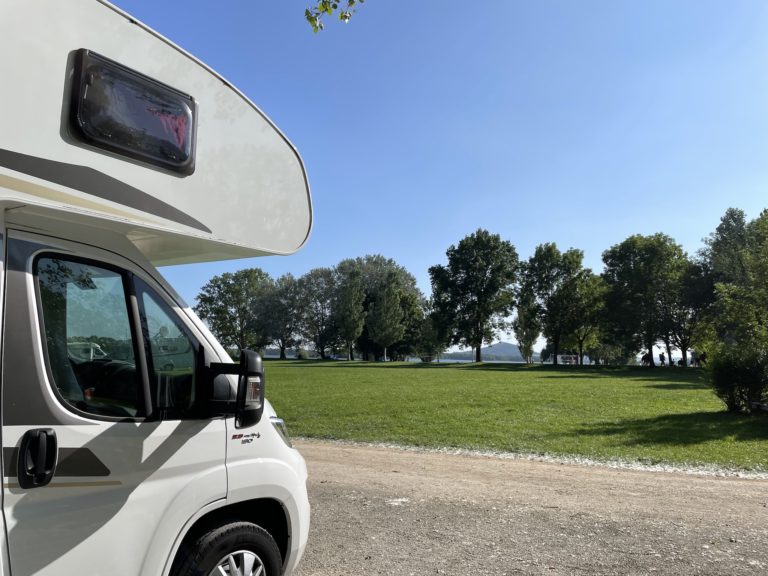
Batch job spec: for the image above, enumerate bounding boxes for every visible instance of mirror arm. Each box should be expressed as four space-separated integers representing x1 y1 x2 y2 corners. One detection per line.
207 399 236 415
204 362 240 416
208 362 240 377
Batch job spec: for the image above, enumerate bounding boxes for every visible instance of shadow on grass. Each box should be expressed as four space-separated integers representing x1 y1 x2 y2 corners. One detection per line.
645 381 710 391
537 367 707 386
266 360 708 385
576 411 768 446
265 359 461 369
267 359 539 370
268 360 615 372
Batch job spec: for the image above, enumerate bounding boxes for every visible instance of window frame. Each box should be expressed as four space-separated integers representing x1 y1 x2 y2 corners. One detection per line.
69 49 198 175
134 275 201 420
33 252 203 422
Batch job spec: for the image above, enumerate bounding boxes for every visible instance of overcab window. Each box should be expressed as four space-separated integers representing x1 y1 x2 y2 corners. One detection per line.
70 49 196 174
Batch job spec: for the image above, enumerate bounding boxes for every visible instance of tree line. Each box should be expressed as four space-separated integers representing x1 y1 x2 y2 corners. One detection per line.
195 255 426 362
195 206 768 413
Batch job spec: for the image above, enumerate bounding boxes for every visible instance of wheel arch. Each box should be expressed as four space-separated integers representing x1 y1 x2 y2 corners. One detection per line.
169 498 290 574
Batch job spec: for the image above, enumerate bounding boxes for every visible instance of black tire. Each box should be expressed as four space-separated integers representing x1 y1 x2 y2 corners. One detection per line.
172 521 282 576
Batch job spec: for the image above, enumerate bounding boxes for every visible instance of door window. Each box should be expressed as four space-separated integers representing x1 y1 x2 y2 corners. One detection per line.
36 257 142 418
137 279 197 417
36 256 199 420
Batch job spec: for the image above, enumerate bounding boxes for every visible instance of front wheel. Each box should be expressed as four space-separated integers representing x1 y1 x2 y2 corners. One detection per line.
172 521 282 576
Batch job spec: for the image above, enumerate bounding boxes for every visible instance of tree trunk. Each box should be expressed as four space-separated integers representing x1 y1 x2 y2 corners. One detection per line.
681 348 688 367
665 342 672 366
279 345 287 360
348 342 355 361
475 345 481 363
578 341 584 365
552 336 560 366
646 337 655 367
383 346 388 362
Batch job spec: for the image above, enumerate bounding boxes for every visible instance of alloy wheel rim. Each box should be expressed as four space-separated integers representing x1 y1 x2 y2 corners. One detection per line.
209 550 264 576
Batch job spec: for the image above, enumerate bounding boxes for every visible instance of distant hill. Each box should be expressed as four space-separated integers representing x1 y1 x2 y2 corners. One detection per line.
440 341 539 362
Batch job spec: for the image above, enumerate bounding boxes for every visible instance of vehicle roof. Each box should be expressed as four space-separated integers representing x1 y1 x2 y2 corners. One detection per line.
0 0 312 265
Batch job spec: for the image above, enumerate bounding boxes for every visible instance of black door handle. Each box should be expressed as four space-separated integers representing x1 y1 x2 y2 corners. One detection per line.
17 428 57 489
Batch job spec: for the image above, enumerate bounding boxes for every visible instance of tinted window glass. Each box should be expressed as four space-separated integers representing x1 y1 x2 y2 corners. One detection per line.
71 50 196 174
37 257 142 418
138 281 196 416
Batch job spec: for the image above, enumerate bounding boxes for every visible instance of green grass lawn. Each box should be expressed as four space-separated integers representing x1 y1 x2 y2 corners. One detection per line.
265 360 768 471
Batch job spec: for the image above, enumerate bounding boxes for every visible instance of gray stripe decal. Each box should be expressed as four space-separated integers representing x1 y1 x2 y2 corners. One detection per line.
0 148 211 233
3 447 111 477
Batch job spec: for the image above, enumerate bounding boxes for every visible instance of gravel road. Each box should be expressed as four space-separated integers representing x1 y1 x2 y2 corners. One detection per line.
293 439 768 576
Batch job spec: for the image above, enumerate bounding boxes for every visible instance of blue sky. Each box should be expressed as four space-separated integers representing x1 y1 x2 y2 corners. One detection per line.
116 0 768 311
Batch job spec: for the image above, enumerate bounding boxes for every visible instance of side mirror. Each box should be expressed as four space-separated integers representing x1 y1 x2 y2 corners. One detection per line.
235 349 265 429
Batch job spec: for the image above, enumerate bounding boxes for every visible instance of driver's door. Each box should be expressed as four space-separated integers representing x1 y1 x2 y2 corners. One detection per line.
1 231 226 575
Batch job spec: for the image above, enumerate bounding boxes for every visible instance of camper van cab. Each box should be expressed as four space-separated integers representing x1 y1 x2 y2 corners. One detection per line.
0 1 312 575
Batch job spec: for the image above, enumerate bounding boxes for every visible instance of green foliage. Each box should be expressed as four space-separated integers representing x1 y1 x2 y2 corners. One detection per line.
701 207 749 286
586 342 629 366
334 266 366 359
305 0 363 32
337 255 423 360
707 347 768 413
525 243 585 365
567 272 606 364
263 274 302 359
601 234 687 363
194 268 274 351
296 267 339 359
367 272 405 360
268 361 768 471
702 208 768 412
512 281 541 363
414 309 446 362
386 289 424 361
664 260 712 366
430 229 519 362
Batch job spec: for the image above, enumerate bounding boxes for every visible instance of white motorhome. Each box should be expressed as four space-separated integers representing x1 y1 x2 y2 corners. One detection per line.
0 1 312 575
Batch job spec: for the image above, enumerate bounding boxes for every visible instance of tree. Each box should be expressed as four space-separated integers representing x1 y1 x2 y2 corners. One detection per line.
263 274 302 359
305 0 364 32
296 268 339 359
656 255 708 366
334 266 365 360
337 255 423 361
586 341 629 366
526 243 584 366
667 260 711 367
386 289 425 361
704 209 768 412
415 301 450 363
567 272 606 365
194 268 274 352
367 272 405 361
601 234 687 367
430 229 519 362
700 207 749 286
512 273 541 364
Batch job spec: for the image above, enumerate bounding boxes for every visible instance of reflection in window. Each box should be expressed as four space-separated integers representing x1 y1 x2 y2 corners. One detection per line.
139 282 196 416
37 257 141 418
71 50 196 173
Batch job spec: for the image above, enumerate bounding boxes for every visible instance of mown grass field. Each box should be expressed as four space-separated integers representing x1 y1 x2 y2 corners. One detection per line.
266 360 768 471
